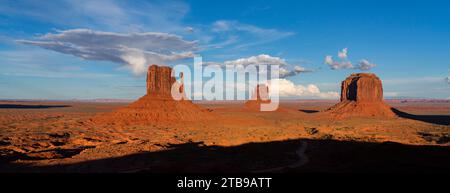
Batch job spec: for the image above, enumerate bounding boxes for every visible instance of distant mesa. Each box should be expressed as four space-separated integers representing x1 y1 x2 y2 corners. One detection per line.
326 73 396 117
244 84 290 112
92 64 213 125
244 84 271 110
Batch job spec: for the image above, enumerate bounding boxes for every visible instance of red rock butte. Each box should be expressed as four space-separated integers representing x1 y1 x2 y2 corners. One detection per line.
326 73 396 117
92 65 213 125
146 65 182 98
244 84 272 110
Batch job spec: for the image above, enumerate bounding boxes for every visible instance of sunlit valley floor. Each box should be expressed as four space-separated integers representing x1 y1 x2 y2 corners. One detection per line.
0 100 449 172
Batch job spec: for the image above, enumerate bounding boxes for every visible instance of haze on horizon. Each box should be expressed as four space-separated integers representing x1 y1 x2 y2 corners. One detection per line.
0 0 449 100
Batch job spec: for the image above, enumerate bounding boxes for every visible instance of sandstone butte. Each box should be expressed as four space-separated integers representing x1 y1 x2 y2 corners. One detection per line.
93 65 213 125
326 73 396 117
244 84 271 110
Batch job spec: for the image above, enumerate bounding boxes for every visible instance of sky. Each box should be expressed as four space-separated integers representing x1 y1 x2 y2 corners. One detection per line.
0 0 449 100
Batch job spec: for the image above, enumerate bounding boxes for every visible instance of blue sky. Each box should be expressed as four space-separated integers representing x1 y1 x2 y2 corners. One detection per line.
0 0 449 100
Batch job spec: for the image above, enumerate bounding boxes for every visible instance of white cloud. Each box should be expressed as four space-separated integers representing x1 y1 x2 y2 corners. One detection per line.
294 66 310 73
338 48 348 59
212 20 232 32
224 54 287 66
185 27 195 33
446 76 450 84
272 78 339 99
17 29 197 75
279 65 313 78
324 55 353 70
356 59 376 70
325 48 376 71
325 55 334 65
207 54 313 78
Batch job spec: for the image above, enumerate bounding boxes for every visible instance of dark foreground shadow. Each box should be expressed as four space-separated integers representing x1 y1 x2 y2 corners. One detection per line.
0 104 71 109
1 139 449 173
299 109 319 113
392 108 450 126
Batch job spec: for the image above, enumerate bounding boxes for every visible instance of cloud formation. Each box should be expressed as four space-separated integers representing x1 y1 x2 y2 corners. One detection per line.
446 76 450 84
325 55 353 70
325 48 376 70
279 65 314 78
224 54 287 66
211 20 295 49
212 20 294 38
0 0 190 33
356 59 376 70
17 29 197 75
209 54 313 78
273 78 339 99
338 48 348 59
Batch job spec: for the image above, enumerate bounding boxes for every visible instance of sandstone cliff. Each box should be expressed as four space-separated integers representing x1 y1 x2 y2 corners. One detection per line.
327 73 395 117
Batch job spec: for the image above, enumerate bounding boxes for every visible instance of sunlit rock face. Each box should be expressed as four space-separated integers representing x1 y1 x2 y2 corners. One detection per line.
327 73 395 118
146 65 177 97
341 73 383 102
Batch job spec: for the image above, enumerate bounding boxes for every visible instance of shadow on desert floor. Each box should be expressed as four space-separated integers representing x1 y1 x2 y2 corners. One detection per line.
392 108 450 126
2 138 449 173
0 104 71 109
298 109 320 113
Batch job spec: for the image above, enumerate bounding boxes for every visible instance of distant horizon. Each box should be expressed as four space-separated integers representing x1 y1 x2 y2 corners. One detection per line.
1 96 449 102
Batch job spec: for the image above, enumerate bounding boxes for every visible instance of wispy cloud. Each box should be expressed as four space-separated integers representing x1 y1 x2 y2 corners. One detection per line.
0 0 190 33
0 49 122 79
17 29 197 75
210 20 295 49
279 65 314 78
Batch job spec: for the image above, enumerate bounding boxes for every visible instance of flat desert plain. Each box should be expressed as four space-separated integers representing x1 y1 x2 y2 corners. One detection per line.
0 99 449 172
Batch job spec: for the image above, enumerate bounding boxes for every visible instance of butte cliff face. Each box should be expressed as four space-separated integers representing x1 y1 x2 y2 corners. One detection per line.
327 73 395 117
244 84 288 112
340 73 383 103
146 65 178 97
244 84 271 110
251 84 270 101
93 65 212 125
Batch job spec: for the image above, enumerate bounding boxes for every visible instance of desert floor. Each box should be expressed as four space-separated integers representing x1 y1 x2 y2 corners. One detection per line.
0 100 449 172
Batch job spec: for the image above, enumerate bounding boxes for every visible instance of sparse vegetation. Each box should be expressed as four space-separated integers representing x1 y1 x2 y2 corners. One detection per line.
305 127 319 135
417 132 450 144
